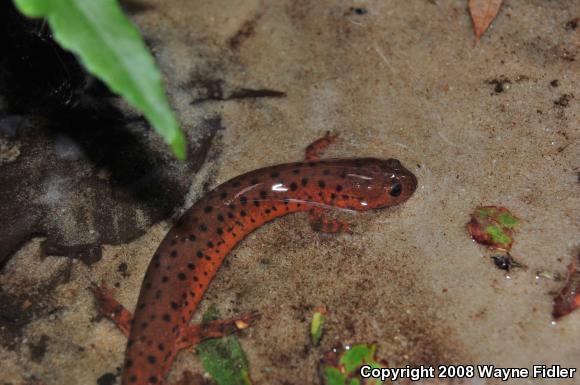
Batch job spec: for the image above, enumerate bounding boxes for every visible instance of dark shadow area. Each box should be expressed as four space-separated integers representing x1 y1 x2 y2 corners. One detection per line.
0 2 221 269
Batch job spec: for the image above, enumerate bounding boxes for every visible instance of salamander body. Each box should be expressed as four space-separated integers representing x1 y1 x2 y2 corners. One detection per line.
104 156 417 385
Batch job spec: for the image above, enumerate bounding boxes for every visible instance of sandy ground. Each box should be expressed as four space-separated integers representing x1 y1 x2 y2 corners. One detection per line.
0 0 578 384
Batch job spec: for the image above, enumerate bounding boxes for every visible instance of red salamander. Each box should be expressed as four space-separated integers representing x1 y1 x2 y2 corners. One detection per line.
93 137 417 385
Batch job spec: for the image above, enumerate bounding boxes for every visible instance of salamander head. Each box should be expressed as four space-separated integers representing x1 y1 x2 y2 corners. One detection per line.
379 158 418 206
338 158 417 210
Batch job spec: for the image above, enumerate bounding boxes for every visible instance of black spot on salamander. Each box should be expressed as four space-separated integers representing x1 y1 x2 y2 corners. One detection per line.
270 171 280 178
199 224 208 232
126 359 133 368
335 184 343 192
129 375 137 383
161 276 169 283
147 355 156 364
240 196 248 205
178 272 187 281
170 250 177 258
301 178 308 186
149 375 158 384
290 182 298 191
323 169 331 175
220 191 227 199
292 169 300 175
260 190 267 199
265 208 271 214
227 212 234 219
196 251 203 258
240 210 247 217
207 241 214 248
193 276 199 282
233 181 241 187
144 282 152 290
171 301 179 310
318 180 326 188
250 178 259 184
217 214 225 222
141 322 148 329
170 239 177 245
217 228 223 235
158 343 164 351
254 200 260 207
162 314 171 322
204 206 213 213
205 255 211 261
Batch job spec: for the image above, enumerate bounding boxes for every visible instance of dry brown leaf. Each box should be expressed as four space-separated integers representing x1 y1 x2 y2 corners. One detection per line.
469 0 503 40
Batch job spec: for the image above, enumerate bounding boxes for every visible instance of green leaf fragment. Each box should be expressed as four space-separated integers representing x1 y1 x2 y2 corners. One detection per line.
467 206 520 251
340 344 376 373
323 343 385 385
484 225 512 248
197 308 252 385
13 0 186 159
310 310 326 346
498 212 519 229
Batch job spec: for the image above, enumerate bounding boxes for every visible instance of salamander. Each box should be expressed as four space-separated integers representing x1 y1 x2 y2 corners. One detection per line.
92 134 417 385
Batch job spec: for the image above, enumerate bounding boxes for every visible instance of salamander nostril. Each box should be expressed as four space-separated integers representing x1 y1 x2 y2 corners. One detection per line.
389 182 402 197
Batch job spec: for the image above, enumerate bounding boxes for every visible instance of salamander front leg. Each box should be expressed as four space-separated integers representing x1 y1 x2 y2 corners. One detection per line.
304 131 336 160
309 208 352 234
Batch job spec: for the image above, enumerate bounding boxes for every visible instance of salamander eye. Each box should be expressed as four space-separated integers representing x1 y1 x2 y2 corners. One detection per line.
389 181 402 197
